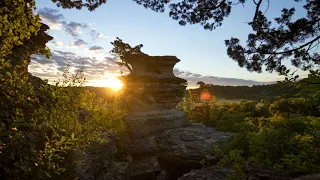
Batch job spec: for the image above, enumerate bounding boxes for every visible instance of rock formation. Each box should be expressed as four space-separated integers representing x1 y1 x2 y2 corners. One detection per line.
66 132 129 180
178 163 320 180
121 54 229 179
177 166 234 180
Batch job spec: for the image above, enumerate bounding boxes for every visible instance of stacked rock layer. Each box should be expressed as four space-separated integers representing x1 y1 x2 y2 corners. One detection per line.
121 54 229 180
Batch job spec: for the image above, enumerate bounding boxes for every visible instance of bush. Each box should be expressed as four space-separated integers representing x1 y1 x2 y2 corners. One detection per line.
181 86 320 173
0 61 126 179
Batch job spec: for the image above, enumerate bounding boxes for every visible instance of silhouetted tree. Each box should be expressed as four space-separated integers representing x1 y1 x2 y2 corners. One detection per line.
55 0 320 74
196 81 206 89
110 37 145 72
137 0 320 74
51 0 107 11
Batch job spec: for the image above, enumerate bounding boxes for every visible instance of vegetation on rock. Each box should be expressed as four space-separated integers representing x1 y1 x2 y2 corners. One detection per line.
179 74 320 176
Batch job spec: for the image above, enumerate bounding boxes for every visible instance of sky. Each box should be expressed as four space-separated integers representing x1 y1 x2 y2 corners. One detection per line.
30 0 311 88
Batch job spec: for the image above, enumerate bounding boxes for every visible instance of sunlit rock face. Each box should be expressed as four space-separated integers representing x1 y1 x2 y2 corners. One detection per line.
122 54 228 180
121 54 187 110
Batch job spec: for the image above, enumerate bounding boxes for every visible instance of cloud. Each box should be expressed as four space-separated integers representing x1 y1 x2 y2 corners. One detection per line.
90 29 113 40
38 7 64 29
31 55 54 65
30 48 275 87
174 69 275 87
38 7 89 37
61 21 89 37
89 46 104 51
54 50 77 57
48 40 64 48
66 39 88 48
38 7 64 23
29 50 120 82
88 46 104 53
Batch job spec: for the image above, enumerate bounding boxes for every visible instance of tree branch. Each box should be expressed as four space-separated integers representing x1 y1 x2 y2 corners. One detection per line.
263 0 270 15
259 36 320 55
252 0 263 23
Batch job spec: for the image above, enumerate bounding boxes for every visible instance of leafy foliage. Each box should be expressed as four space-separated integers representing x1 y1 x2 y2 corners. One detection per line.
51 0 107 11
0 0 42 58
0 1 128 178
131 0 320 73
217 149 247 180
179 74 320 173
0 60 126 179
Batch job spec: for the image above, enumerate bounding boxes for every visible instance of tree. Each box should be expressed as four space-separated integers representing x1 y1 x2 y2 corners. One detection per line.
0 0 43 59
196 81 206 89
135 0 320 74
110 37 145 72
53 0 320 74
51 0 107 11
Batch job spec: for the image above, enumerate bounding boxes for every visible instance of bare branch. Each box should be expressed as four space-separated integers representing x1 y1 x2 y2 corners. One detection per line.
252 0 263 23
263 0 270 15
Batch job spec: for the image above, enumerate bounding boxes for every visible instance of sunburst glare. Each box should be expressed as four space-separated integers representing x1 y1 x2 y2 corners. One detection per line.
100 76 123 90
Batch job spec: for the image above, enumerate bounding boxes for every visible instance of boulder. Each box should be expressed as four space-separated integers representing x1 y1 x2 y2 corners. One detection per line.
156 123 230 178
125 123 230 179
177 164 320 180
177 166 234 180
244 163 305 180
294 174 320 180
156 170 170 180
124 109 190 139
66 133 129 180
129 155 161 180
104 162 129 180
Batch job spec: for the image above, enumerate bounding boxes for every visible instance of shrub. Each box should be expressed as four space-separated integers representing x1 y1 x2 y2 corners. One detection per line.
0 61 126 179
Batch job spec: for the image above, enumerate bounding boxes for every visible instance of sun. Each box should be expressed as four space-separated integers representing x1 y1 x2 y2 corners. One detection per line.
102 76 123 90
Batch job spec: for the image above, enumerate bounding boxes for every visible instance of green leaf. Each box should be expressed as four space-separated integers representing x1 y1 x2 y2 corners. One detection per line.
20 34 25 40
61 136 66 142
6 71 12 78
71 133 75 140
29 25 35 33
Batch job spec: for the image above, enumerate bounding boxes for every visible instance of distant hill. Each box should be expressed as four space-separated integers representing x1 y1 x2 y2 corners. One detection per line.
174 69 276 87
83 86 119 99
84 83 299 102
187 83 299 101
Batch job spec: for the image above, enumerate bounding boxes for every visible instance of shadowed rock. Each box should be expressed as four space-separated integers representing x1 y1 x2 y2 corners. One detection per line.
121 54 229 179
177 166 234 180
244 163 305 180
156 124 230 178
65 133 129 180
